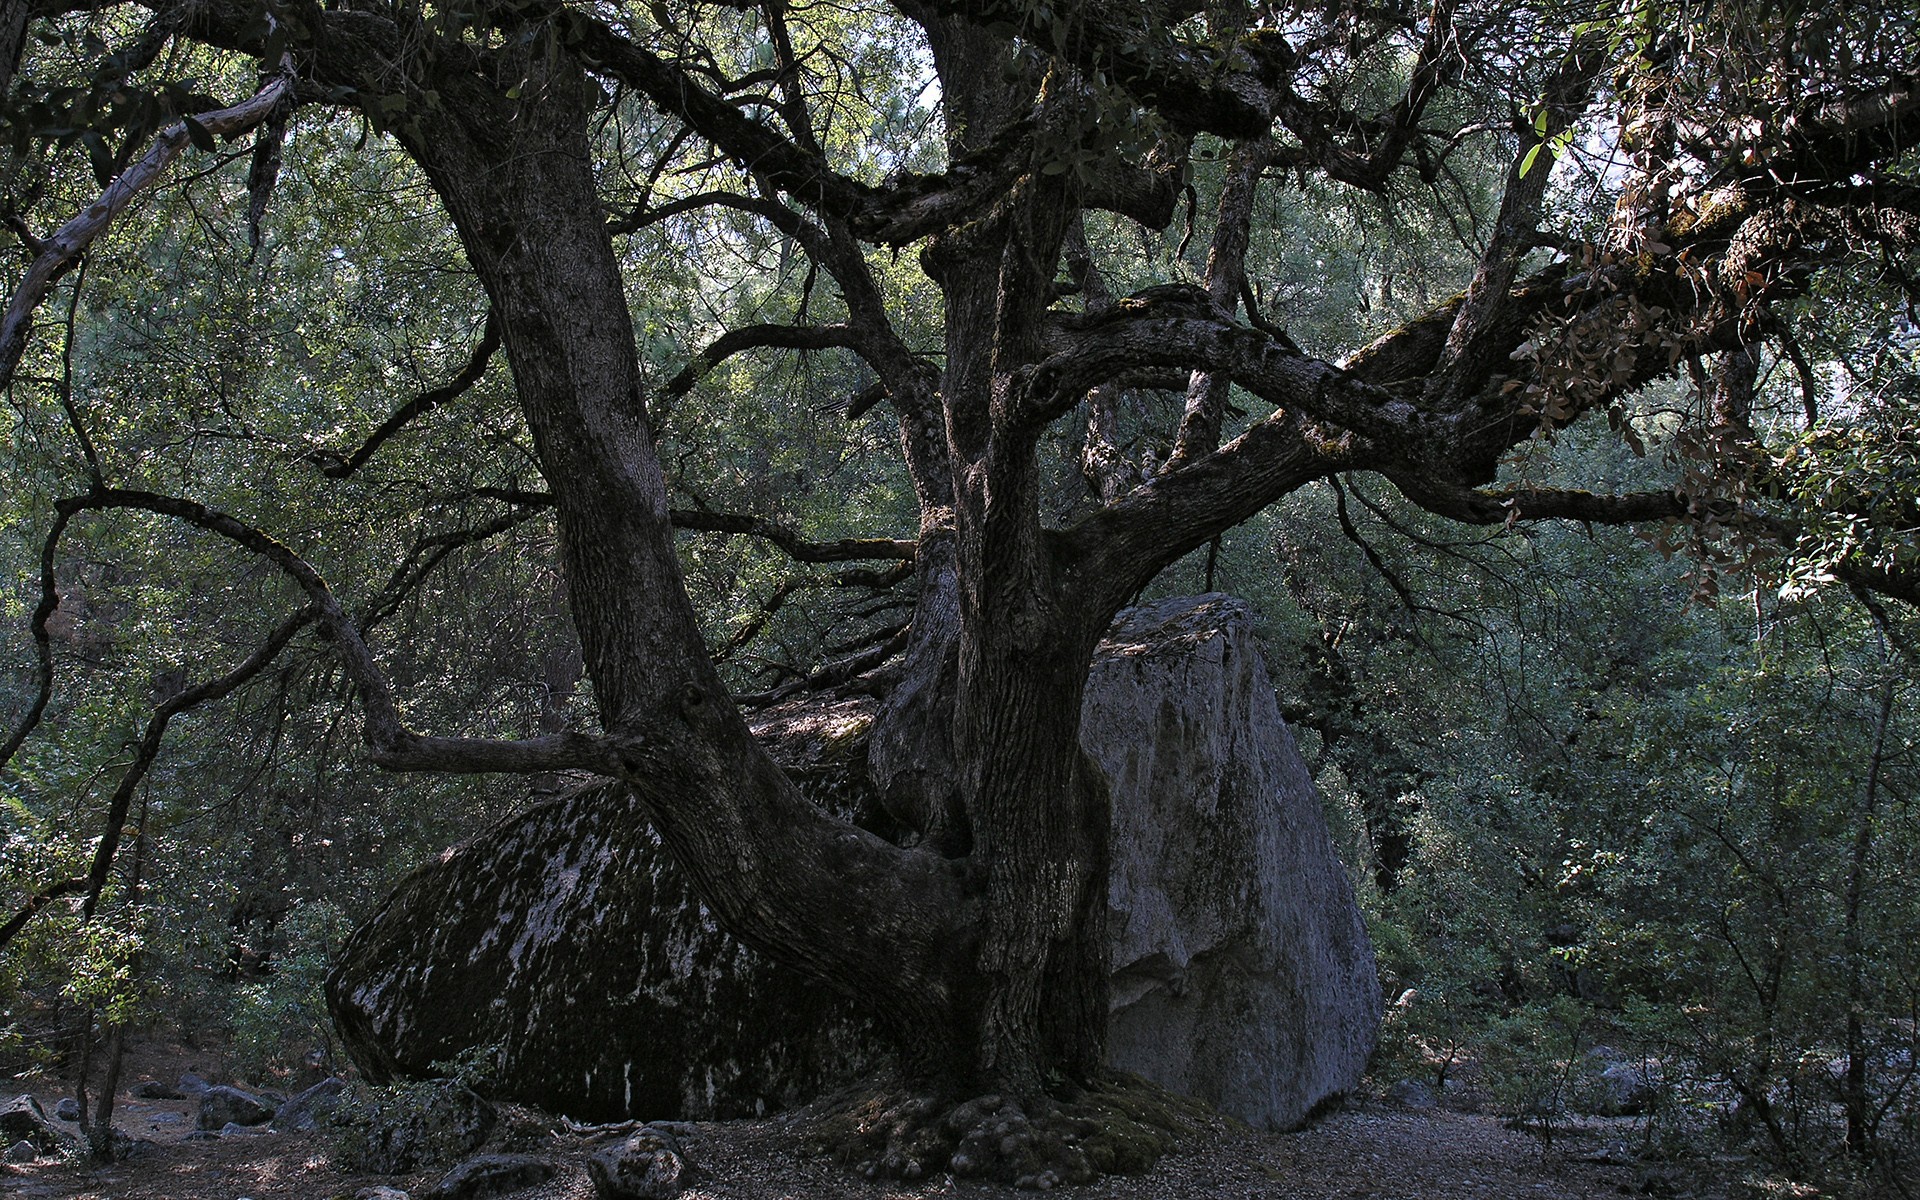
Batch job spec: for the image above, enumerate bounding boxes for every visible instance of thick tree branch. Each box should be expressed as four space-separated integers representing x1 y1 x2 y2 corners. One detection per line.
1425 34 1606 408
910 0 1281 139
607 189 813 238
1401 481 1920 609
0 55 296 391
665 322 861 397
1165 139 1273 471
1023 302 1436 456
0 877 87 955
571 13 1036 243
1064 409 1360 613
1267 0 1465 191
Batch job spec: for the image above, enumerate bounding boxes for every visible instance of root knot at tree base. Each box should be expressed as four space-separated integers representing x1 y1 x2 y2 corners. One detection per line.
800 1070 1223 1189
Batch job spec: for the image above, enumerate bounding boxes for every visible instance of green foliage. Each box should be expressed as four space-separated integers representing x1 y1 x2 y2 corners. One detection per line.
229 899 350 1081
1264 457 1920 1183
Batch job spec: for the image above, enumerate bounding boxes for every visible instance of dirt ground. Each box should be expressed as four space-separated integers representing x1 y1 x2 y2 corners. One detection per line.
1 1043 1821 1200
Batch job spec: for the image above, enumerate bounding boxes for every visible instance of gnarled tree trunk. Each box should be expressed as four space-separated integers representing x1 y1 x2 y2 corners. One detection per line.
381 43 1123 1097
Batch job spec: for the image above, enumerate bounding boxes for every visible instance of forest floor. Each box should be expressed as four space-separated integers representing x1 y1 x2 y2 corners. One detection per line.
1 1042 1829 1200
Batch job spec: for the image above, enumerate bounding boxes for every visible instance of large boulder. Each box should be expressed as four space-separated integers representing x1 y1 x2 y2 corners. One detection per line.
1093 595 1379 1128
327 701 884 1122
329 596 1377 1126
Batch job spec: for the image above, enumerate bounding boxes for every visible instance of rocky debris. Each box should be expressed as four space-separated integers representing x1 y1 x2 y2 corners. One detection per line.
52 1097 80 1121
421 1152 559 1200
330 594 1379 1130
273 1076 348 1130
1092 595 1380 1129
129 1079 184 1100
1388 1079 1440 1110
335 1082 496 1175
585 1125 701 1199
197 1084 276 1130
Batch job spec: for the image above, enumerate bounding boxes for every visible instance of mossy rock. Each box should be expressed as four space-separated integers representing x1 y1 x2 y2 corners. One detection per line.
330 1080 496 1174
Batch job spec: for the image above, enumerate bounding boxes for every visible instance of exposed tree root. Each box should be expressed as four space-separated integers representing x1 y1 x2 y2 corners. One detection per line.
801 1070 1220 1189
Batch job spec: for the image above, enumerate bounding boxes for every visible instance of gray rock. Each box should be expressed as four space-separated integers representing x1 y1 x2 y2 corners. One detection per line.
329 595 1379 1129
53 1097 80 1121
335 1082 495 1175
176 1072 210 1096
1 1094 48 1132
1587 1061 1659 1116
1092 596 1380 1129
221 1120 273 1136
422 1153 558 1200
4 1139 38 1163
183 1129 221 1141
130 1078 184 1100
327 752 884 1120
1 1095 61 1151
1388 1078 1439 1110
148 1113 186 1128
585 1126 700 1199
197 1084 275 1130
272 1076 347 1131
357 1188 413 1200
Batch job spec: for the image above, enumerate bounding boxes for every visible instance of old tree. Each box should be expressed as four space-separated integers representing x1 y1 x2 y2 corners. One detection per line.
4 0 1920 1177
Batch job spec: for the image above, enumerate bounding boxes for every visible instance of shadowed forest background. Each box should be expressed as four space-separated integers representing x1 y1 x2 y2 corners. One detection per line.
0 0 1917 1195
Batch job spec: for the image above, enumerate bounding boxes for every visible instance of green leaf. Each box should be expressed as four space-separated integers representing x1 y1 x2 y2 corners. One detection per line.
1519 142 1543 178
182 116 216 153
81 130 114 187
